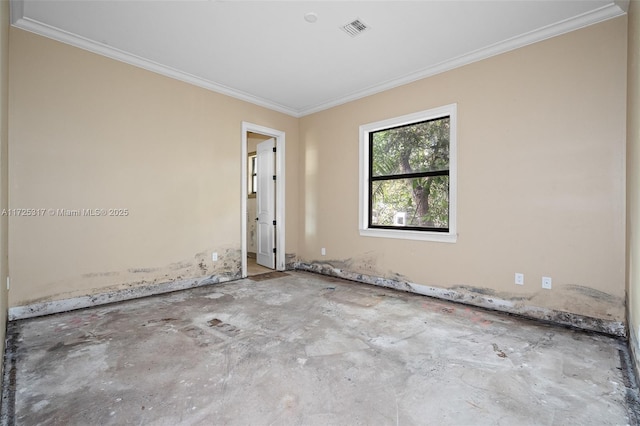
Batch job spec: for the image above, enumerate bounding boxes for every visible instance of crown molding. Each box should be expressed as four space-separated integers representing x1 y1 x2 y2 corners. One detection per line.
297 1 627 117
9 8 300 117
10 1 627 118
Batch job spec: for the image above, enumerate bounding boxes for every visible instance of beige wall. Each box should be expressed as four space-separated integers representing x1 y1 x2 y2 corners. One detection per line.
627 0 640 373
8 28 299 306
299 17 628 324
0 0 10 367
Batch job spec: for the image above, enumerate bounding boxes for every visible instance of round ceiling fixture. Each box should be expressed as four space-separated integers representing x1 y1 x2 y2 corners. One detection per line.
304 12 318 23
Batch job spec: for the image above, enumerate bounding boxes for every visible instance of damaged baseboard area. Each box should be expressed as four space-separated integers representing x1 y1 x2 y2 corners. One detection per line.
8 273 239 321
294 261 627 337
7 263 627 339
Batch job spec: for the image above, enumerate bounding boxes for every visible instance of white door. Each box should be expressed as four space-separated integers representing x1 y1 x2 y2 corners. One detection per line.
256 138 275 269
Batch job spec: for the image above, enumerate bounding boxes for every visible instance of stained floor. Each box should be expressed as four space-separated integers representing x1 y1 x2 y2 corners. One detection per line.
1 271 639 425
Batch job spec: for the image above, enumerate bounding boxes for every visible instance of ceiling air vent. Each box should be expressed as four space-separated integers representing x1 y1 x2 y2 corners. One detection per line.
341 19 370 37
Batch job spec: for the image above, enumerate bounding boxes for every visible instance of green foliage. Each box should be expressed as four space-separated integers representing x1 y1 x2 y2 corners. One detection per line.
371 117 450 228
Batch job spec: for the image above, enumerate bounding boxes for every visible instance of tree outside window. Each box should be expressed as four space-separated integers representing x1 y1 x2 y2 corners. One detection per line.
359 104 457 242
370 116 450 231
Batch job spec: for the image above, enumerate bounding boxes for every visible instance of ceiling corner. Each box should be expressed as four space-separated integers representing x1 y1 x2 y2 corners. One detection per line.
9 0 24 26
614 0 630 14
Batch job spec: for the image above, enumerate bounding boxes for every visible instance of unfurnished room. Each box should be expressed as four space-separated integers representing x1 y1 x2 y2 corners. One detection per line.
0 0 639 424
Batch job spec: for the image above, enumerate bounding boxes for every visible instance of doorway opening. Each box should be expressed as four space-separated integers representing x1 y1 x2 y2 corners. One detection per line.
241 122 286 278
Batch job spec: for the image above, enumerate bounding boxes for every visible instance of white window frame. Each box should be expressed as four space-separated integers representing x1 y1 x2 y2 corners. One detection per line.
359 104 457 243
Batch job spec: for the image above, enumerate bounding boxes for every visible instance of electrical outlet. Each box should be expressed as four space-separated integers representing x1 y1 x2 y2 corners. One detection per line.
321 248 326 256
212 252 218 262
542 276 552 289
515 273 524 285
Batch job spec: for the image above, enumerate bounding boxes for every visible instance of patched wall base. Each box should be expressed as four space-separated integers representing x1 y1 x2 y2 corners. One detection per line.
295 261 627 337
8 273 239 321
8 262 627 339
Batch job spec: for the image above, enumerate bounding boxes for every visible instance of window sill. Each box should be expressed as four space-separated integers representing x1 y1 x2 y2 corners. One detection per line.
359 228 457 243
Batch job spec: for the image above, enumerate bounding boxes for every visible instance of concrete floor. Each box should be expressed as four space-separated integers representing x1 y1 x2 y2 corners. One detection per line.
1 271 639 425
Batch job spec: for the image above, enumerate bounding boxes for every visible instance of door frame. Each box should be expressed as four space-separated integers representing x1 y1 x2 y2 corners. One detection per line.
241 122 286 277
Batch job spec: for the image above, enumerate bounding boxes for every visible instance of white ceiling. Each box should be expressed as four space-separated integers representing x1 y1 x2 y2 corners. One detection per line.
11 1 628 117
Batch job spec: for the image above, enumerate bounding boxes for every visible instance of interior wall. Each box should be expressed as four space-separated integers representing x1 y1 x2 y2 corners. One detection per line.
0 0 10 368
298 17 628 329
627 0 640 375
5 14 632 338
8 28 299 307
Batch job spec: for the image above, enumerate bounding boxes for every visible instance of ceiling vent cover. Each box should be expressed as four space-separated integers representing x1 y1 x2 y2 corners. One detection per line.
341 19 370 37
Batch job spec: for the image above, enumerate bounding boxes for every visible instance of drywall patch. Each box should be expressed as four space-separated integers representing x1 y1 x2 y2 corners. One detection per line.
563 284 621 304
8 247 244 321
449 283 625 322
8 274 234 321
317 252 381 278
285 253 297 270
299 253 381 278
452 285 498 297
295 261 626 337
525 283 625 322
205 248 242 277
12 246 242 307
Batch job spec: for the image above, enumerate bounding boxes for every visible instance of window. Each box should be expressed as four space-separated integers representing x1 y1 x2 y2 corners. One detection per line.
248 151 257 198
359 104 457 242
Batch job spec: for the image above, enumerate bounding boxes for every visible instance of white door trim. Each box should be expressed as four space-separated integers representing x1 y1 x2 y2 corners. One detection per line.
241 122 286 277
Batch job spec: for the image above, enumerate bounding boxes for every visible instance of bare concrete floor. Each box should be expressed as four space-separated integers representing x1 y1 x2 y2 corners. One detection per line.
2 271 639 425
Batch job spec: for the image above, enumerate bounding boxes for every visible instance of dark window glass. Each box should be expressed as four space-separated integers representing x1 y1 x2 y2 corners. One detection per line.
369 117 450 232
